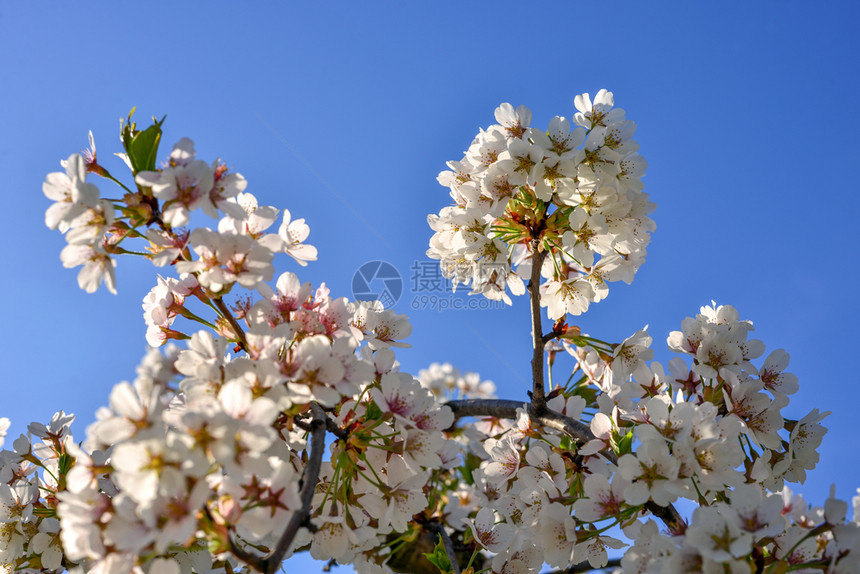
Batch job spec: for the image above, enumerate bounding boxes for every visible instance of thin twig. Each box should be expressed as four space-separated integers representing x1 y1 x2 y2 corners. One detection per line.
529 244 549 410
229 402 327 574
214 296 249 351
542 331 558 344
432 523 462 574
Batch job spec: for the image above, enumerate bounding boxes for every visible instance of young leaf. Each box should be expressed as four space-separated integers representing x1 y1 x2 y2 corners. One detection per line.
128 116 166 174
120 109 166 175
422 534 453 574
365 400 383 421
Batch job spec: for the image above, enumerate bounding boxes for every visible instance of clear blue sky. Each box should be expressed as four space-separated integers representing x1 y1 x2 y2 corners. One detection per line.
2 1 859 567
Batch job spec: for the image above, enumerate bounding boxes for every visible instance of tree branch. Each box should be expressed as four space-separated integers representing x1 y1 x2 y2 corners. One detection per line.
294 412 348 440
447 399 595 449
643 500 686 536
529 244 548 410
229 402 327 574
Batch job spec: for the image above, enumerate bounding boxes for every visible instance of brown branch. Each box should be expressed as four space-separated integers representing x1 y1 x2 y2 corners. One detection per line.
446 399 686 533
431 523 462 574
643 501 685 536
294 412 349 440
214 296 249 352
229 402 327 574
447 399 595 449
529 244 549 410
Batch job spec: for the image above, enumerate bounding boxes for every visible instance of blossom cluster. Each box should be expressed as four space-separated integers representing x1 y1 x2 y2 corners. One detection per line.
417 363 497 401
5 98 856 574
26 117 463 574
42 126 318 299
43 146 118 294
427 91 655 319
444 302 853 572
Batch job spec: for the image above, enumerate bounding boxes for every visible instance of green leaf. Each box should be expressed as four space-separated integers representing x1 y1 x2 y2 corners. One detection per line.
120 109 166 175
128 116 166 174
572 385 597 406
364 400 384 421
617 428 635 454
559 435 572 451
119 108 137 152
422 534 453 574
461 452 482 486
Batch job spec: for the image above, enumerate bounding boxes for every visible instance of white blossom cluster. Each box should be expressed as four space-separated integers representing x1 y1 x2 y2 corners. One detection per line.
417 363 497 401
43 144 118 294
11 100 859 574
28 123 461 574
453 301 850 572
427 91 655 319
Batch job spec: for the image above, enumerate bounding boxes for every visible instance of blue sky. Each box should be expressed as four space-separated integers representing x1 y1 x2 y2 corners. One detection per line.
2 0 860 565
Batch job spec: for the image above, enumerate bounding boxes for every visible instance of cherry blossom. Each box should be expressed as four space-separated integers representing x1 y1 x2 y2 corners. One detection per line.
22 96 860 574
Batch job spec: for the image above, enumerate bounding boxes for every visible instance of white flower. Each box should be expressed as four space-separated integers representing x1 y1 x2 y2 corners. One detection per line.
531 116 585 161
63 198 114 247
110 432 206 509
466 126 507 173
177 228 274 293
29 518 62 570
145 228 188 267
310 507 369 563
494 103 532 139
540 277 594 320
729 483 785 538
43 153 99 231
574 534 625 569
537 502 578 568
685 506 752 563
483 436 521 484
287 335 348 407
573 89 624 129
610 327 654 383
617 437 680 507
363 457 429 533
236 458 300 539
135 138 215 227
355 305 412 349
218 192 279 237
264 209 318 266
468 507 514 553
203 163 248 219
572 473 627 522
759 349 799 396
60 244 117 294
